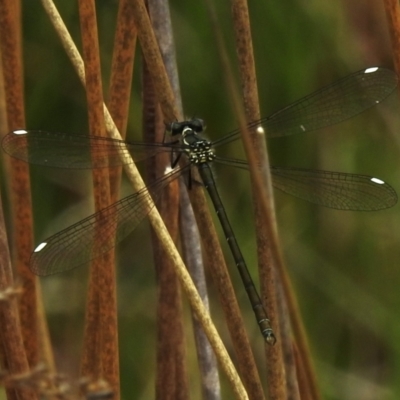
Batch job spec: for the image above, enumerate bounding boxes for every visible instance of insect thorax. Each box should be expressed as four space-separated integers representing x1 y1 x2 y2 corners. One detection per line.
179 126 214 164
187 140 216 164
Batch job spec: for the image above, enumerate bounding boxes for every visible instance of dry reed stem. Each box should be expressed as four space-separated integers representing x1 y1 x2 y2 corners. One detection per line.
293 343 312 400
146 0 221 396
35 293 56 374
0 14 29 400
77 1 119 398
107 0 137 203
40 0 248 397
276 282 300 399
179 186 222 400
277 267 320 399
142 66 188 399
230 1 322 399
130 0 179 122
102 0 137 392
0 0 39 369
188 186 267 400
147 0 218 396
0 190 35 400
382 0 400 96
142 8 186 399
147 0 183 112
108 0 136 141
229 1 287 398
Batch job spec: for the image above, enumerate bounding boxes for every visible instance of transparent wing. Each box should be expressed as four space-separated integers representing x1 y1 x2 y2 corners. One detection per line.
270 166 397 210
213 67 397 147
1 130 184 169
30 166 185 276
214 157 397 210
3 68 396 165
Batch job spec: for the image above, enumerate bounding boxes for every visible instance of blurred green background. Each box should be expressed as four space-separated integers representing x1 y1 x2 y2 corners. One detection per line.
1 0 400 399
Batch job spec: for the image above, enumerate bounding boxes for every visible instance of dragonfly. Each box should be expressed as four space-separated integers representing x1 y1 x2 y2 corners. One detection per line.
2 66 398 343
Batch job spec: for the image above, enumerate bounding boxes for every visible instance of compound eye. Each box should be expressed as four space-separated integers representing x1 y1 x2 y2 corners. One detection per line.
190 118 204 132
166 121 184 135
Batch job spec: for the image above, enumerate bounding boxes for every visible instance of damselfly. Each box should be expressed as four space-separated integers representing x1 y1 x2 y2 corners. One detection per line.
2 67 397 342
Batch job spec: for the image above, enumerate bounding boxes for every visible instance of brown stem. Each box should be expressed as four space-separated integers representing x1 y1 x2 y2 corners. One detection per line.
0 0 39 372
130 0 179 122
107 0 137 201
77 1 119 398
179 186 222 400
0 165 35 400
147 0 223 397
382 0 400 96
143 64 188 399
230 1 287 398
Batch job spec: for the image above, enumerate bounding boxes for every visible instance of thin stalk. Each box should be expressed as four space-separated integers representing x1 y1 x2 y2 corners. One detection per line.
0 0 39 369
104 0 136 392
77 1 119 398
0 51 36 395
179 185 222 400
187 182 266 400
206 0 322 399
382 0 400 95
276 281 300 400
130 0 179 122
148 0 223 396
230 1 286 398
143 65 188 399
0 191 36 400
107 0 137 201
293 344 312 400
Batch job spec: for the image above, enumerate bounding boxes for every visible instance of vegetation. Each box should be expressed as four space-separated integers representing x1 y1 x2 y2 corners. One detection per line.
0 0 399 399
